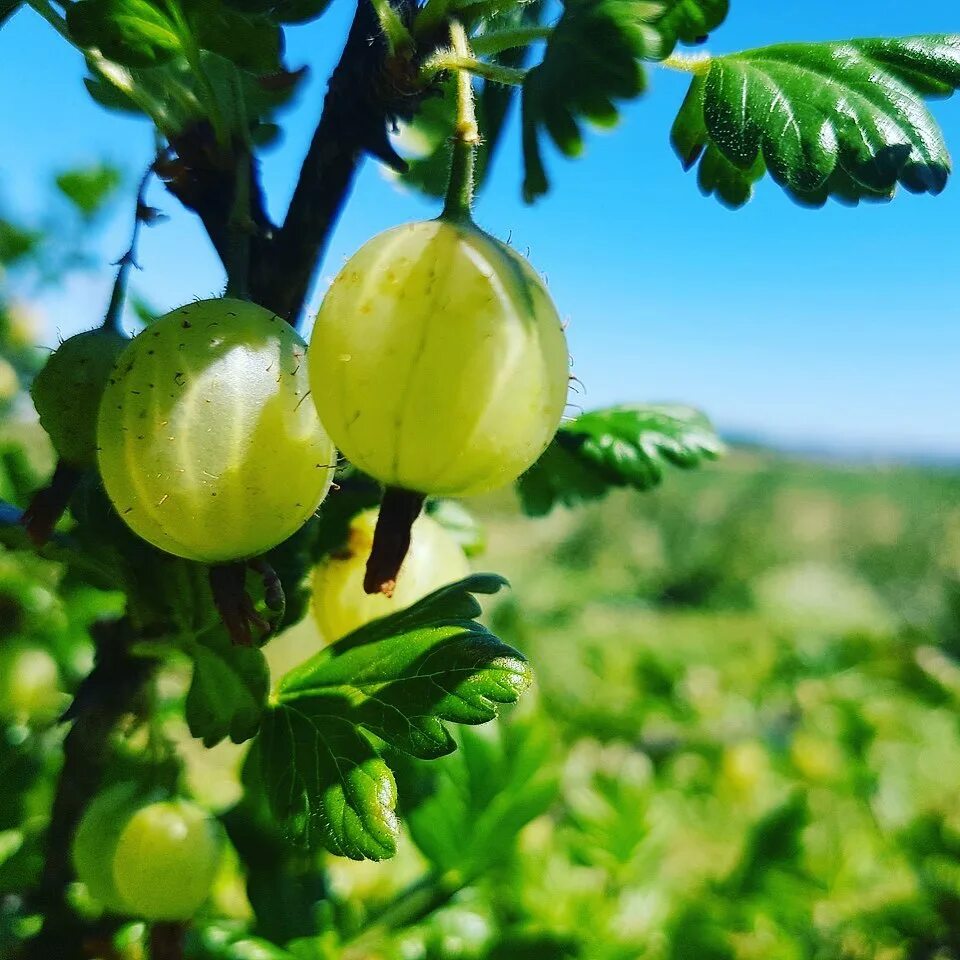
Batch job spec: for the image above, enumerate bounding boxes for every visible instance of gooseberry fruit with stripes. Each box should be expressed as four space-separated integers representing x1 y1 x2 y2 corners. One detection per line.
96 298 336 563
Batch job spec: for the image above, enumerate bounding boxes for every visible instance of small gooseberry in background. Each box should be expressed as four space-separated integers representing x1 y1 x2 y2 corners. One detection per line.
31 328 128 468
0 641 63 724
312 507 470 641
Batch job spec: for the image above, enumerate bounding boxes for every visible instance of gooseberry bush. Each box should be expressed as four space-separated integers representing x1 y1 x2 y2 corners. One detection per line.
1 0 959 956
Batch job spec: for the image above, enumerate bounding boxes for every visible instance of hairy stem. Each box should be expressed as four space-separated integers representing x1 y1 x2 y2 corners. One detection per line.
424 52 526 86
441 20 481 223
470 25 551 56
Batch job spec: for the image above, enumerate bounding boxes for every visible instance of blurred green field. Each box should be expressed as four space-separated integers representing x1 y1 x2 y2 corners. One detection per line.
459 452 960 960
3 421 960 959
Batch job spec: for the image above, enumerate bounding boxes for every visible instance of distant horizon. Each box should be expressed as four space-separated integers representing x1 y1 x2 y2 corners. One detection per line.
3 1 959 459
717 427 960 468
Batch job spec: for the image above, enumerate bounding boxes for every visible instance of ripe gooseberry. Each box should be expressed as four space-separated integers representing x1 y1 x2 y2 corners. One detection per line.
111 799 223 920
312 507 470 640
307 220 569 498
96 299 337 563
31 328 128 467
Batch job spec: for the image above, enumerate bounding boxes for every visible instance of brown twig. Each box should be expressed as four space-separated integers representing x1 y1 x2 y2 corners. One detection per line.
250 0 412 323
24 619 155 960
149 922 186 960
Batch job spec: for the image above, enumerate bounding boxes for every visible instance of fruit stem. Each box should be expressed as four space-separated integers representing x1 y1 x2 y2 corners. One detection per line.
102 163 156 334
149 921 186 960
364 487 426 596
21 460 82 546
440 19 480 225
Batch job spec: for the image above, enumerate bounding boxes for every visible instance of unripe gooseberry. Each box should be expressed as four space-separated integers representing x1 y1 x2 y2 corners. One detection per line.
111 799 223 920
308 220 569 497
71 781 145 912
0 641 62 723
31 328 128 467
312 507 470 640
0 356 18 403
96 298 337 563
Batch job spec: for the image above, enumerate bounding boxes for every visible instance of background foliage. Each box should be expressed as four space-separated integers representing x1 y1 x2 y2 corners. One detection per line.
3 0 960 957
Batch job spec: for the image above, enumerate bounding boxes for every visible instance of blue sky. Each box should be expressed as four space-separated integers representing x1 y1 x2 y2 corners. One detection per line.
2 1 959 457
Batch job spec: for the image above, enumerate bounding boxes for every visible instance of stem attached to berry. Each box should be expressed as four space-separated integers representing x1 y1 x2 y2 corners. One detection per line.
441 20 481 224
364 487 426 596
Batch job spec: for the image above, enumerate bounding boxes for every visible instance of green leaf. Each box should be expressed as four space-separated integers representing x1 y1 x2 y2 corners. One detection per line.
54 164 123 218
194 7 283 74
517 404 723 516
185 626 269 747
0 219 41 266
651 0 728 56
722 792 809 896
671 35 960 208
255 574 530 859
68 0 183 67
521 0 659 201
406 720 558 878
220 0 333 25
0 1 22 28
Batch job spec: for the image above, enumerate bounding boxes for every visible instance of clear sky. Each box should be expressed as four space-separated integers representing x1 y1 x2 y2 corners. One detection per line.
2 1 959 458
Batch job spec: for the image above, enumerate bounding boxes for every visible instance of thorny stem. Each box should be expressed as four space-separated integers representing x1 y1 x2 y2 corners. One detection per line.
103 163 156 333
252 0 402 323
441 20 481 224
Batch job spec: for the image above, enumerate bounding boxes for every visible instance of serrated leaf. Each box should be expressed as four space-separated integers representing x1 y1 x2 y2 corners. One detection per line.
521 0 659 201
517 404 723 516
255 574 530 859
185 627 269 747
258 704 398 860
671 35 960 207
651 0 728 56
55 163 123 218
